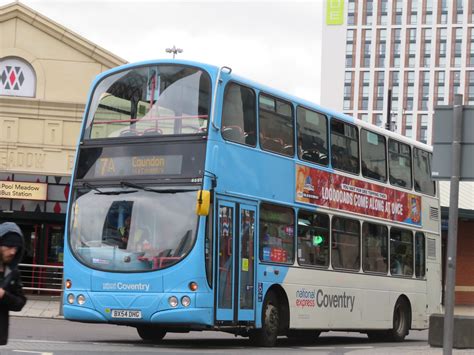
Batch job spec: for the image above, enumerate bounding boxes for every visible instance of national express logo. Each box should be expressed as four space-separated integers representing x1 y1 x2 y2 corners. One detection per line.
295 288 355 312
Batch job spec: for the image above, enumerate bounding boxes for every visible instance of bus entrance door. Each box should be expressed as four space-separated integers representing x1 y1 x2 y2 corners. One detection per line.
215 199 256 324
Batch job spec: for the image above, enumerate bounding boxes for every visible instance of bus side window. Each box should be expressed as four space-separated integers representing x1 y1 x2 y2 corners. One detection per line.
259 203 294 264
221 83 257 146
415 232 426 278
331 216 360 271
259 94 294 157
390 228 413 277
362 222 388 274
413 148 436 196
361 129 387 182
388 139 412 189
297 106 329 166
297 210 329 268
330 119 359 175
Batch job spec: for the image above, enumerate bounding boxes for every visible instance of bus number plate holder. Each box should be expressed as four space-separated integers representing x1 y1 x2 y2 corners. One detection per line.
111 309 142 319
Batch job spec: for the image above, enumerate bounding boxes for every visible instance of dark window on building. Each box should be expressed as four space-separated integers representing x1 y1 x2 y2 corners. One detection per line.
390 228 413 277
331 216 360 271
331 119 359 174
361 129 387 182
221 83 256 146
259 94 294 156
297 210 330 268
297 107 328 166
388 139 412 189
259 203 294 264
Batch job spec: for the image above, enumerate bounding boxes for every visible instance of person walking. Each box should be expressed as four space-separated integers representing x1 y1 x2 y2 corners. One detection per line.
0 222 27 345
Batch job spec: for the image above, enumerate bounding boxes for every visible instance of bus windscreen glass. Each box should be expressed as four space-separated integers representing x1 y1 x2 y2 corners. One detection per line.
84 64 211 139
69 187 198 272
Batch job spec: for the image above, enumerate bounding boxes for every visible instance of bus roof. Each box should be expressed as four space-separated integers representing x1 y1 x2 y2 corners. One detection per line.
94 59 433 152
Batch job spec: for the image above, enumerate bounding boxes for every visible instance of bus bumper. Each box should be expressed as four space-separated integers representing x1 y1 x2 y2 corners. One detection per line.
63 304 107 322
150 307 213 326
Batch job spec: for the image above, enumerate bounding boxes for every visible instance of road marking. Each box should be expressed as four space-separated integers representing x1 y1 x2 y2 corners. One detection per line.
343 346 374 349
13 351 53 355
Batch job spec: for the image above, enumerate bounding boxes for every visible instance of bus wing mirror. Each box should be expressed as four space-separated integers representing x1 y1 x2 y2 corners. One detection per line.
195 190 210 216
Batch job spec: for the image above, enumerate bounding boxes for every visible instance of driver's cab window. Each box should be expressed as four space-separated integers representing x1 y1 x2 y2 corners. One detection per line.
102 201 134 249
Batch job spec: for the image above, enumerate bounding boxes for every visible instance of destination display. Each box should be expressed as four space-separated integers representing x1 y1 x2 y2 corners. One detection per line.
95 155 182 177
76 142 205 180
295 164 422 226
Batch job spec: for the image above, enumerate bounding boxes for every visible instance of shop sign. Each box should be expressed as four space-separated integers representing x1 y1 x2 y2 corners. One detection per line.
0 181 47 201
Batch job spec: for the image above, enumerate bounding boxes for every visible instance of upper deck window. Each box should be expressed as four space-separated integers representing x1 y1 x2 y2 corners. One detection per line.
259 94 294 156
330 119 359 174
413 148 435 196
388 139 412 189
85 65 211 139
221 83 256 146
361 129 387 182
297 107 328 166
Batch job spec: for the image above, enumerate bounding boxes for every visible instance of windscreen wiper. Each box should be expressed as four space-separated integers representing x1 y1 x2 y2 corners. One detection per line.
82 182 137 195
120 181 196 194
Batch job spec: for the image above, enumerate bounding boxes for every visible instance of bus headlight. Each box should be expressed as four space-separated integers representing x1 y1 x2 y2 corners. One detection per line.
181 296 191 307
168 296 178 308
77 294 86 305
67 293 75 304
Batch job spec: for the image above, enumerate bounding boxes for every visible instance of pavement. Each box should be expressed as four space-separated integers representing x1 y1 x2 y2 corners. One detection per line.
13 295 63 319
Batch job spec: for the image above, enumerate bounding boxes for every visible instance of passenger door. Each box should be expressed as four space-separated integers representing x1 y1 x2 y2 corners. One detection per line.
215 198 257 324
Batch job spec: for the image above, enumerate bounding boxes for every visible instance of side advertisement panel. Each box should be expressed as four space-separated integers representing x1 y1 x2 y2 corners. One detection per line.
295 164 421 226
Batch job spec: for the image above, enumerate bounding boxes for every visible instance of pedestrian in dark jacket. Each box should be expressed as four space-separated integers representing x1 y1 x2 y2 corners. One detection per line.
0 222 27 345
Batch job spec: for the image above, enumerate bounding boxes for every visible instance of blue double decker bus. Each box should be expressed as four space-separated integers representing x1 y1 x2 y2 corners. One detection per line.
63 60 441 346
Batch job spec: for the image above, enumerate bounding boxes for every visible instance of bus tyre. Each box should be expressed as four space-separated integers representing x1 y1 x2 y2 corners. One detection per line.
250 291 280 347
386 298 410 342
136 325 167 342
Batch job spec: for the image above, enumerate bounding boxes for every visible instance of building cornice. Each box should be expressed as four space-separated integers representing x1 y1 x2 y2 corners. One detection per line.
0 1 127 68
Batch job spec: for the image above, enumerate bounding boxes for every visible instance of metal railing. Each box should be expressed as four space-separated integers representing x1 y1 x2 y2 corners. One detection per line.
18 263 63 294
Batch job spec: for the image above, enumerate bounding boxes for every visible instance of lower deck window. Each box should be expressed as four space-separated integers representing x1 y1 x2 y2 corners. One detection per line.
331 216 360 271
259 203 294 264
390 228 413 277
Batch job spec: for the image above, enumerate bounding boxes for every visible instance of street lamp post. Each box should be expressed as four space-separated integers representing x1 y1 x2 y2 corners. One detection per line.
165 45 183 59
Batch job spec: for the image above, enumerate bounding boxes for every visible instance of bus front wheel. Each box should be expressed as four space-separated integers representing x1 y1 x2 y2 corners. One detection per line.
250 291 280 347
136 325 167 342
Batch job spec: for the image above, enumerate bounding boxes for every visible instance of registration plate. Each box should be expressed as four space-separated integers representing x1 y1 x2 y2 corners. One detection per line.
111 309 142 319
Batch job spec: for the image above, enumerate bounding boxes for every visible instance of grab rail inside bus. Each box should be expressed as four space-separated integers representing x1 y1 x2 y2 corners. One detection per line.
210 66 232 131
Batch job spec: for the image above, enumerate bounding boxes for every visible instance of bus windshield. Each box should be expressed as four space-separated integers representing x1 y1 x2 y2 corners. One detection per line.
84 64 211 139
69 186 198 272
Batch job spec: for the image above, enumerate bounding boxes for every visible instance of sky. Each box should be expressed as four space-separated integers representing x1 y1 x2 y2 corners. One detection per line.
0 0 324 102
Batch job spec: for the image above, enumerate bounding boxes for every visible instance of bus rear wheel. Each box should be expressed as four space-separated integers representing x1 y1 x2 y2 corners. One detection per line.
250 291 280 347
386 298 410 342
367 298 410 342
136 325 167 342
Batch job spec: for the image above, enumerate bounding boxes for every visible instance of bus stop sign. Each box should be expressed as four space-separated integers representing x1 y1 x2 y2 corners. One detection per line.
432 105 474 181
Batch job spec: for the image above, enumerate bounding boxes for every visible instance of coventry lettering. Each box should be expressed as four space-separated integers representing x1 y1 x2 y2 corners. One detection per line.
102 282 150 292
316 290 355 312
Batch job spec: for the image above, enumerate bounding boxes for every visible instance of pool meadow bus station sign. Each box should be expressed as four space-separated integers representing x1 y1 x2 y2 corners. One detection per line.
0 180 47 201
